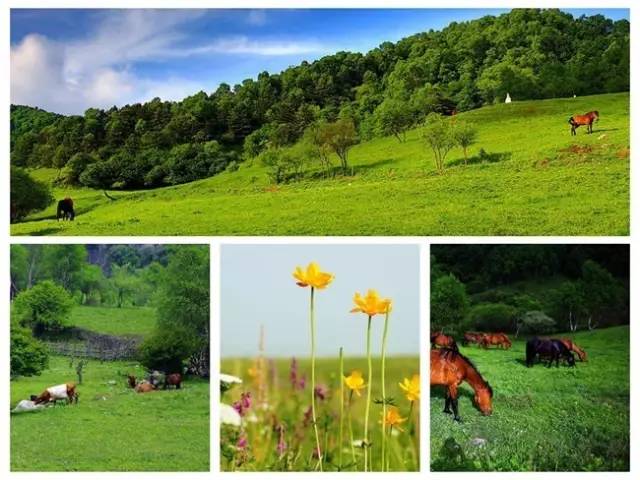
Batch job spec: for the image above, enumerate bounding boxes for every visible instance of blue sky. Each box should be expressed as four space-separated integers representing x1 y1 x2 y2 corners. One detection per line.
220 244 420 357
10 8 629 115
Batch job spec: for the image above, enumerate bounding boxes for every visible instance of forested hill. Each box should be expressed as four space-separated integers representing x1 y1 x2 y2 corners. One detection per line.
11 9 629 190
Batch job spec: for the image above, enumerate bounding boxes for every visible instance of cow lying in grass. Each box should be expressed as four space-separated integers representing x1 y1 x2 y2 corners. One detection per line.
31 383 79 406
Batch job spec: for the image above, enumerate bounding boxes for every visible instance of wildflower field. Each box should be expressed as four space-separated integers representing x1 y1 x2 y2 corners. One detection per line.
220 260 420 472
221 355 419 471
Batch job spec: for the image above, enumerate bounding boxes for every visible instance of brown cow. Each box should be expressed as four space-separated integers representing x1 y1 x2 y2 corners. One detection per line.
164 373 182 390
31 383 78 405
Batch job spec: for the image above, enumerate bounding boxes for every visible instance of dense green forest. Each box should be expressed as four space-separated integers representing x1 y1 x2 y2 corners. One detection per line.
10 244 209 377
431 245 629 336
11 9 629 192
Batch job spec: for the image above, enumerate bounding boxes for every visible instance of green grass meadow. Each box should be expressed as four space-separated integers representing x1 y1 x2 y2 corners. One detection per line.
12 92 629 236
10 304 210 472
430 326 629 472
67 305 157 337
220 356 420 472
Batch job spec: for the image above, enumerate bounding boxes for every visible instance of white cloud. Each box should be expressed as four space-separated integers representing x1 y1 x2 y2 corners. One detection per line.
246 10 267 26
181 36 327 57
10 9 327 114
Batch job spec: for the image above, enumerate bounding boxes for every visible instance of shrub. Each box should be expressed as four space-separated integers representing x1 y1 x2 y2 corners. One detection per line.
12 281 74 335
468 302 518 332
10 166 54 222
138 326 197 373
517 310 557 335
10 320 49 377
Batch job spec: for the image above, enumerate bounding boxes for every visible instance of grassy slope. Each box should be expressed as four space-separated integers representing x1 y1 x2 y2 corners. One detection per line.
67 305 157 337
220 356 420 471
430 326 629 472
10 356 210 471
12 92 629 236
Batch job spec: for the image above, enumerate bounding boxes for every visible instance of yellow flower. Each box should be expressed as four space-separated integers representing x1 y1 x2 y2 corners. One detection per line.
350 289 392 316
399 374 420 402
293 262 334 289
382 406 407 431
343 370 366 396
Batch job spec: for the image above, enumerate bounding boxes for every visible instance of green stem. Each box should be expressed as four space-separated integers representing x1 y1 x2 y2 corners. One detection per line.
364 315 372 472
408 401 418 470
348 391 356 462
380 310 390 471
339 347 344 470
309 287 323 471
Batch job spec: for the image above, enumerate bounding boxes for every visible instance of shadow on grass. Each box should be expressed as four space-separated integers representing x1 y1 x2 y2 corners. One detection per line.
448 150 512 168
431 437 477 472
27 227 65 236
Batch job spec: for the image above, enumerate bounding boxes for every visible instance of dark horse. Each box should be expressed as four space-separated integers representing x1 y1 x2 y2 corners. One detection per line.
431 348 493 422
56 198 75 221
569 111 599 136
526 337 576 368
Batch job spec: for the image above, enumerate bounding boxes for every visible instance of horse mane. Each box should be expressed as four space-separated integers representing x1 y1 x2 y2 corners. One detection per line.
437 348 493 397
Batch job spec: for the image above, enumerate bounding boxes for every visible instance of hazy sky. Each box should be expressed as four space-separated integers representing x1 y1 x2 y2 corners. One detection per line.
220 244 420 358
10 8 629 114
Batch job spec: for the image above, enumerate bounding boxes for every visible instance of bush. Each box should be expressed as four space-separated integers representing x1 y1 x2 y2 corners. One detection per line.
12 280 74 335
10 166 54 222
468 302 518 332
11 321 49 377
517 310 556 335
139 326 197 373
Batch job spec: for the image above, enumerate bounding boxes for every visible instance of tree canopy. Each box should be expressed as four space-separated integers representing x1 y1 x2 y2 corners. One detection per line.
10 10 629 190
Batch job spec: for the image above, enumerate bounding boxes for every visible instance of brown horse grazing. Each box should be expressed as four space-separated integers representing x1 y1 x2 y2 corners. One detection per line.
480 333 512 349
431 332 458 351
569 111 599 136
462 332 485 347
31 383 78 405
163 373 182 390
430 349 493 422
559 338 587 362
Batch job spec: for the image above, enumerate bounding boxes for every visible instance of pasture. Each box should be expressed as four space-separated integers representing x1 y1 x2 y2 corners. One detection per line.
68 305 157 337
220 355 420 472
10 356 210 471
12 92 629 236
430 326 629 471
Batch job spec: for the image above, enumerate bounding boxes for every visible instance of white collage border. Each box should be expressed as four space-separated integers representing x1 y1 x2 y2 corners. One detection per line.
2 0 637 478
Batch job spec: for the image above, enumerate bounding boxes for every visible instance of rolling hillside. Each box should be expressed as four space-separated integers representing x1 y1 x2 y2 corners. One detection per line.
12 92 629 236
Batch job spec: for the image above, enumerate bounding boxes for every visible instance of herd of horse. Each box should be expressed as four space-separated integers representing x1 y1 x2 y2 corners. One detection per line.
430 331 587 422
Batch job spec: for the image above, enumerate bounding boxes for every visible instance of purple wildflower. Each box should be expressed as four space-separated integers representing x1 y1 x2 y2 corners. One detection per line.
276 424 287 456
303 405 313 427
233 391 252 416
236 433 248 450
314 384 329 401
290 357 299 389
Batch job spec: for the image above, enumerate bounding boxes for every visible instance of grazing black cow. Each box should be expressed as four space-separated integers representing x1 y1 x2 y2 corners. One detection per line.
57 198 75 221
